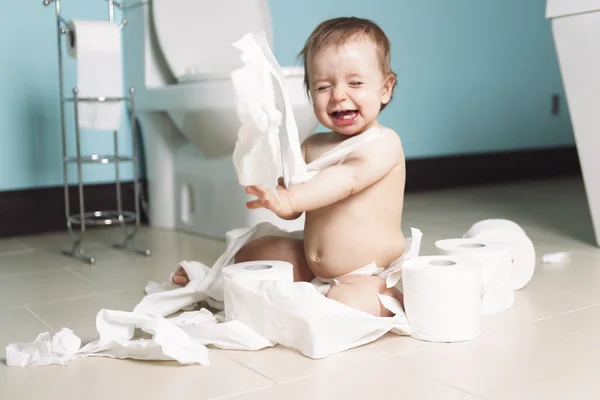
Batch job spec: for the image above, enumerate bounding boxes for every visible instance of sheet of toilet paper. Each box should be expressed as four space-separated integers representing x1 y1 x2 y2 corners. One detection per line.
5 309 273 367
67 20 122 131
230 31 386 190
435 238 514 314
402 255 482 342
463 219 536 290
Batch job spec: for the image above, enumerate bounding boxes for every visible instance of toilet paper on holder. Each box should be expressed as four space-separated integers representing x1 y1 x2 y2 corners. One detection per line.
66 20 123 131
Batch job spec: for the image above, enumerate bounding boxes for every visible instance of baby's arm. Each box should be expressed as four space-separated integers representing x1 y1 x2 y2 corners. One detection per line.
285 129 403 212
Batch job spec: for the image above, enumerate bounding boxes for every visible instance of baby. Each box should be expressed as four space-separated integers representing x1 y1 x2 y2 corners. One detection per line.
174 17 406 317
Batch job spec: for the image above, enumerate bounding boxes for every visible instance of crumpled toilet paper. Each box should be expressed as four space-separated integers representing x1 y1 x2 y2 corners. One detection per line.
231 31 309 189
6 309 274 367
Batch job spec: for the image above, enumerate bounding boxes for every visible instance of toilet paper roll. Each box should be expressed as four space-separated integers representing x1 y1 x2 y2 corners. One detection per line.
435 238 514 314
66 20 122 131
463 219 536 290
222 260 294 321
402 255 482 343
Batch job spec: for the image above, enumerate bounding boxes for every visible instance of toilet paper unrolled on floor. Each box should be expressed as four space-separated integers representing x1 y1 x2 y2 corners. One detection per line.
463 219 536 290
402 255 482 343
435 238 514 314
67 20 123 131
8 223 422 366
6 308 274 367
230 31 386 190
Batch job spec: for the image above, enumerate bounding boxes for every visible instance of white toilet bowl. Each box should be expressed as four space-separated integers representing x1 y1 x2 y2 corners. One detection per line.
547 0 600 246
122 0 318 238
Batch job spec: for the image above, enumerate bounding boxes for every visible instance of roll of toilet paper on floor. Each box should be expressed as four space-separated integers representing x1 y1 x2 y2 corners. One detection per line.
402 255 482 343
66 20 122 131
435 238 514 314
463 219 536 290
222 260 294 321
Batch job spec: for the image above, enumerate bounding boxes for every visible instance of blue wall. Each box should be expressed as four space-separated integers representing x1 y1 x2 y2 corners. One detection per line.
0 0 573 191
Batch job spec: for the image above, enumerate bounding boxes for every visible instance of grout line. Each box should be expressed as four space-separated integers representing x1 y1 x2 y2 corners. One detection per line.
0 248 35 258
0 266 68 281
62 266 101 287
217 350 277 384
532 302 600 322
7 292 108 310
23 306 57 334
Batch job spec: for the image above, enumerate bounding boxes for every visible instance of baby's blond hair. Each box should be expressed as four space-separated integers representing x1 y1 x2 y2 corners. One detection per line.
298 17 397 110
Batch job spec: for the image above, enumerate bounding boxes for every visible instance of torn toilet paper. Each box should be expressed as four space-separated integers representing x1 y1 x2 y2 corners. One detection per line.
231 31 308 189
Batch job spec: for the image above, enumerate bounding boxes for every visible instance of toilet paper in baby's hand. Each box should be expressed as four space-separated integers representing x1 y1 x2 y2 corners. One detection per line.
463 219 536 290
402 255 482 343
66 20 123 131
230 31 310 190
435 238 514 314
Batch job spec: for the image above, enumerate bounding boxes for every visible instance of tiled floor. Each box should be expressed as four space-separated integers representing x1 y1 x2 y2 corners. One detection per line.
1 177 599 399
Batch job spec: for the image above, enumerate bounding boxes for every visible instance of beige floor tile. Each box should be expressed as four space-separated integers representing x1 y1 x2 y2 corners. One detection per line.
0 249 85 278
0 268 103 309
224 355 481 400
488 332 600 400
0 238 32 255
0 351 274 400
65 259 166 292
221 332 424 383
397 304 600 397
0 308 51 360
27 289 145 343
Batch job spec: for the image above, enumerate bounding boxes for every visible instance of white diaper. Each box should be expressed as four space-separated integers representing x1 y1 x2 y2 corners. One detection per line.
310 231 423 295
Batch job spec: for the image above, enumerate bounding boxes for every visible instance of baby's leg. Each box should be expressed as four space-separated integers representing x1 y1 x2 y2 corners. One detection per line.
325 275 404 317
172 236 315 285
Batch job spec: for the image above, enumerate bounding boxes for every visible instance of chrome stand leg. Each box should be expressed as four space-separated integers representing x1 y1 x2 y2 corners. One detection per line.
112 88 151 257
62 88 96 264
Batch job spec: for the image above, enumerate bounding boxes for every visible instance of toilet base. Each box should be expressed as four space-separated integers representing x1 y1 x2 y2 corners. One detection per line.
173 143 305 239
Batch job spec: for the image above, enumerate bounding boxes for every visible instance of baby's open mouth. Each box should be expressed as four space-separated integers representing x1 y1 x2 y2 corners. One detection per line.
331 110 358 120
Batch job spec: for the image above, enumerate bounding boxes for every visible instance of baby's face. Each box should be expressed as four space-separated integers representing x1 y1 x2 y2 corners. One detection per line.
308 39 394 135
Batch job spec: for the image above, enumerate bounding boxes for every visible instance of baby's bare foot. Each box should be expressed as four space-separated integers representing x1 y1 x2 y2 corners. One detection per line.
172 267 190 286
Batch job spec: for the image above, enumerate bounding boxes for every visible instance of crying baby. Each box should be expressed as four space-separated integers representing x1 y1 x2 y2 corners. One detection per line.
173 16 406 318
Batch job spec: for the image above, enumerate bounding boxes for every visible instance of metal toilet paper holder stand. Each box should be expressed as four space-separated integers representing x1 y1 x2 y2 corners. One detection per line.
42 0 150 264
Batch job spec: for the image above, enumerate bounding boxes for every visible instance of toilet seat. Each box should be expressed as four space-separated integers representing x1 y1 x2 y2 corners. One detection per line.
152 0 273 81
178 66 305 83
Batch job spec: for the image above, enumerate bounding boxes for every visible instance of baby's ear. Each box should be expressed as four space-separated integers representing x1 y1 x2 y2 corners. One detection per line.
381 73 397 105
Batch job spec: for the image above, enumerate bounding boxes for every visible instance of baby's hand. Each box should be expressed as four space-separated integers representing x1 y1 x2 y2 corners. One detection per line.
245 181 296 220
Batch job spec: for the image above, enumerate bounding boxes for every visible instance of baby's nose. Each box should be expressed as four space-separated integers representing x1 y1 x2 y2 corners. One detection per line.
332 86 347 102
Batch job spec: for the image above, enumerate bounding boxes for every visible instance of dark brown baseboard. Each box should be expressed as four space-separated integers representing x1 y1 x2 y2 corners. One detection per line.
0 181 147 238
0 146 581 238
404 145 581 192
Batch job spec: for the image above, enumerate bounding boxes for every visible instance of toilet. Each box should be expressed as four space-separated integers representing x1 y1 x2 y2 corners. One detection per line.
546 0 600 246
122 0 318 239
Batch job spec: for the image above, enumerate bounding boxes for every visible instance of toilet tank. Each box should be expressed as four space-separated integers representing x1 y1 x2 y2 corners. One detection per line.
546 0 600 18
